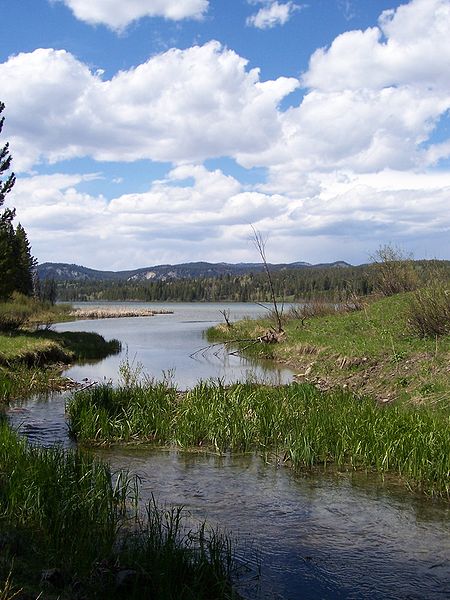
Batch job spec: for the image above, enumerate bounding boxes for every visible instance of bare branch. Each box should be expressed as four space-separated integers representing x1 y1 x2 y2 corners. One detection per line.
250 225 284 333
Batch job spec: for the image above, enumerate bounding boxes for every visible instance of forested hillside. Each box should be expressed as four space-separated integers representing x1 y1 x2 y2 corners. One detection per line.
54 260 450 303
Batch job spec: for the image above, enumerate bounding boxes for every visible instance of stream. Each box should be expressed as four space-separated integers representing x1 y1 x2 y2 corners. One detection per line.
8 302 450 599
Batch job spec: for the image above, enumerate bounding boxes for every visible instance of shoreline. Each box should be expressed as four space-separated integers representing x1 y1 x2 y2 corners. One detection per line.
207 293 450 408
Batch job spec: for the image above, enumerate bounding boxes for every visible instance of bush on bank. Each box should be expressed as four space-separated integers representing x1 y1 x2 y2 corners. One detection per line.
0 293 72 333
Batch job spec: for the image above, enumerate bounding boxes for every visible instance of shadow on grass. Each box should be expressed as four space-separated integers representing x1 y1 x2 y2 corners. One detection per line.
30 330 122 363
0 331 121 402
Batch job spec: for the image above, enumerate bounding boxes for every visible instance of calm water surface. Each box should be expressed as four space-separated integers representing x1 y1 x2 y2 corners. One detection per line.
8 303 450 599
55 302 293 386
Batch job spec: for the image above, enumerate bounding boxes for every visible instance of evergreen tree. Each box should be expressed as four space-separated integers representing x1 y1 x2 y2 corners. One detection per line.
0 220 16 299
0 102 16 227
13 223 36 296
0 102 36 299
39 277 57 305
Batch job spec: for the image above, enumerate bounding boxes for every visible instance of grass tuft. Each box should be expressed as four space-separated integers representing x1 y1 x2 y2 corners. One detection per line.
406 279 450 338
67 380 450 498
0 419 237 599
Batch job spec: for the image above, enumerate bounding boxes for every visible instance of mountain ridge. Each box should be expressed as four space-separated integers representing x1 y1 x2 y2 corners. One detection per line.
37 260 353 282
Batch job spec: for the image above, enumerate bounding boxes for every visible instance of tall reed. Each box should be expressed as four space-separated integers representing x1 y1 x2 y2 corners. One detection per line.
0 420 130 571
0 419 237 598
68 381 450 498
119 496 236 600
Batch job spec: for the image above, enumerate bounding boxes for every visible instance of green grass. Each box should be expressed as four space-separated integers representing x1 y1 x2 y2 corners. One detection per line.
0 295 123 403
67 380 450 498
0 418 237 599
207 293 450 408
0 294 73 332
0 331 121 402
0 330 121 366
32 330 122 362
0 333 72 365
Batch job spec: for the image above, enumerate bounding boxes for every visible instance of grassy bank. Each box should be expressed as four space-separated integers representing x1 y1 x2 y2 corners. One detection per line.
0 330 121 402
67 380 450 498
207 292 450 408
0 417 237 599
0 295 73 332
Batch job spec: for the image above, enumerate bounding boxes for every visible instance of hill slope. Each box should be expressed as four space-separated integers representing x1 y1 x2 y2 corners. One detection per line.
37 260 352 282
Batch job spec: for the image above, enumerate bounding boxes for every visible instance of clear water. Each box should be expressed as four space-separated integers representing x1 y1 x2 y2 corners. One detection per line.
8 303 450 599
54 302 293 387
99 448 450 600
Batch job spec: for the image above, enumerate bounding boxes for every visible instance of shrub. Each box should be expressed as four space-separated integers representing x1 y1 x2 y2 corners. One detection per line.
0 294 36 332
370 244 419 296
0 293 72 332
407 280 450 337
287 299 336 323
286 296 362 325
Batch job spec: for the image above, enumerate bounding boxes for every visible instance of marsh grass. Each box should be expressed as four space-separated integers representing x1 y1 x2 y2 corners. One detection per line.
0 419 237 599
118 496 236 600
70 307 172 319
0 294 72 332
0 420 129 571
68 381 450 498
0 363 69 403
0 330 121 402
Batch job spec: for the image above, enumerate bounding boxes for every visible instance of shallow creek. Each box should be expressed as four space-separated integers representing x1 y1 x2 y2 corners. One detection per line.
8 303 450 599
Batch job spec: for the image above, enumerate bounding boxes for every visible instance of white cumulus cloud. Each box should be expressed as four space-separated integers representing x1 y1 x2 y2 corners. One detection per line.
239 0 450 175
52 0 209 30
0 42 299 171
3 0 450 266
8 166 450 269
303 0 450 92
247 1 300 29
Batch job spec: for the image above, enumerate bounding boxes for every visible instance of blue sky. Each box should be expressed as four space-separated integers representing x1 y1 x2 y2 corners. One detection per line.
1 0 449 269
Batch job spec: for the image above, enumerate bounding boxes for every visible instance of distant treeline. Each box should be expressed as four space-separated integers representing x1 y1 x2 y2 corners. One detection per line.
55 260 449 303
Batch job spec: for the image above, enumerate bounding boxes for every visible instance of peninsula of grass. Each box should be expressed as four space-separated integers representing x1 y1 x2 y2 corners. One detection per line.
70 306 173 319
67 379 449 498
0 330 121 402
207 292 450 409
0 417 237 600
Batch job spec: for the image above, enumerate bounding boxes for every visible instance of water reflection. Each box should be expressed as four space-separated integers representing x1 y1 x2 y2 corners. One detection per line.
53 302 293 387
9 391 75 449
98 448 450 600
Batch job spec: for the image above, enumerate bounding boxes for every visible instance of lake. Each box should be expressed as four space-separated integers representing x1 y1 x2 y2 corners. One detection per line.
56 301 294 387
